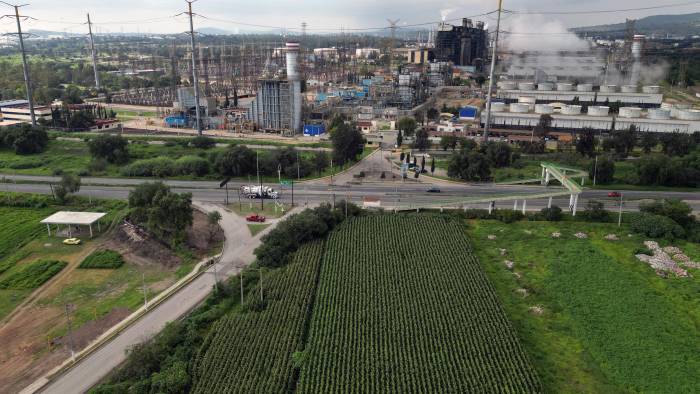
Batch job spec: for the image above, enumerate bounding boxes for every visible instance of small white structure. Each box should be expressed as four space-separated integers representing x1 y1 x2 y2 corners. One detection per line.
41 211 107 238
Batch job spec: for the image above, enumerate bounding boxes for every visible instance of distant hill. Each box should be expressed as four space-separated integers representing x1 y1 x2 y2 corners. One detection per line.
574 12 700 37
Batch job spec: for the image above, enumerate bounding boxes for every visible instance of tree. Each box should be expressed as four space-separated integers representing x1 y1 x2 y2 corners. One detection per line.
190 135 216 149
576 128 597 157
590 155 615 184
54 173 81 203
660 132 694 157
207 211 222 242
0 124 48 154
533 114 553 138
412 128 430 151
583 200 610 222
396 130 403 147
399 152 405 162
481 142 512 168
430 157 435 174
128 182 193 245
447 149 491 181
612 125 637 158
420 156 426 172
330 122 364 165
405 152 411 164
313 151 329 175
397 117 418 137
639 132 658 153
427 107 439 121
88 134 129 164
640 199 695 227
215 145 256 177
540 206 563 221
440 135 458 151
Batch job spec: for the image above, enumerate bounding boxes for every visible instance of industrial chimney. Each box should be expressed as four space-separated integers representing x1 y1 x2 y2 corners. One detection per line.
630 34 644 86
285 42 302 133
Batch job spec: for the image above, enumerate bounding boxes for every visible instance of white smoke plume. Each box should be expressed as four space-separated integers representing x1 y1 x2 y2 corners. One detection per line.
440 8 456 22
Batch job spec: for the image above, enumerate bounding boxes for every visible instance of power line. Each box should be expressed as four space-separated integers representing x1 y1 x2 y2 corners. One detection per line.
1 1 36 126
506 1 700 15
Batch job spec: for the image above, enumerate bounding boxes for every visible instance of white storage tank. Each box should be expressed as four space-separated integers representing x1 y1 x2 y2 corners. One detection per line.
490 102 506 112
576 83 593 92
535 104 554 114
670 103 691 118
642 85 661 94
537 82 554 91
619 107 642 118
588 106 610 116
621 85 638 93
599 85 618 93
556 83 574 91
561 105 582 115
518 82 535 91
509 103 530 113
676 109 700 121
661 102 673 110
518 96 537 110
499 81 517 90
648 108 671 120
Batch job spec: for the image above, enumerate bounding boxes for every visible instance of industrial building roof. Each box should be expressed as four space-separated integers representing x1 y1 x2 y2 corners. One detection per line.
41 212 107 226
0 99 29 108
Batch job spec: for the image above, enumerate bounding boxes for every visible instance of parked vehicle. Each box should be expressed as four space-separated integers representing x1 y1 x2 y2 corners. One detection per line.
241 185 279 199
246 214 267 223
608 191 621 198
63 238 81 245
427 187 441 193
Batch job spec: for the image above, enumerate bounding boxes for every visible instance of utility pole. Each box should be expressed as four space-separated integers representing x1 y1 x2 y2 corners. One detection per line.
64 304 75 360
483 0 503 142
185 0 203 135
593 155 598 186
618 193 624 227
2 1 36 126
257 150 263 209
142 272 148 307
87 13 101 90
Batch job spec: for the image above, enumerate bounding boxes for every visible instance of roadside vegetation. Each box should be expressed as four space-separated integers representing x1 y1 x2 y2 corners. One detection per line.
78 250 125 269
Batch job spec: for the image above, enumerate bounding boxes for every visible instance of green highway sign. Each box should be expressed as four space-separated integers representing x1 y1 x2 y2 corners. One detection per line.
280 180 293 186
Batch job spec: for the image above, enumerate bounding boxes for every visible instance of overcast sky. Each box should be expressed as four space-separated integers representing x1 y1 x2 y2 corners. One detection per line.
4 0 700 35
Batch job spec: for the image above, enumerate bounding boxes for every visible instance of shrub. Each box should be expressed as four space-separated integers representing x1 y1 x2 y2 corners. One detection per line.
0 124 49 154
79 250 125 269
190 136 216 149
174 156 210 176
88 158 109 173
0 260 67 289
629 212 684 239
492 209 524 224
122 157 175 177
633 247 653 256
582 200 610 222
88 134 129 164
540 205 563 221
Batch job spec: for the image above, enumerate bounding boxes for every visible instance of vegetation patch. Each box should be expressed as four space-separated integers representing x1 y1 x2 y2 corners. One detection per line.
78 250 125 269
0 259 67 290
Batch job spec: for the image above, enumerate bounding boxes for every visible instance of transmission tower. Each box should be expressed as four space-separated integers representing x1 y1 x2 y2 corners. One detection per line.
387 19 400 72
1 1 36 126
86 13 101 90
184 0 203 135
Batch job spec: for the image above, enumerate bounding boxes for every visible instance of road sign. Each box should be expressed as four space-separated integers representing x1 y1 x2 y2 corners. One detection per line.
280 180 293 186
219 177 232 188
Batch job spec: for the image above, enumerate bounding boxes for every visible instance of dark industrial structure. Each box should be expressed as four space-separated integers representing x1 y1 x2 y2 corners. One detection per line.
435 18 488 71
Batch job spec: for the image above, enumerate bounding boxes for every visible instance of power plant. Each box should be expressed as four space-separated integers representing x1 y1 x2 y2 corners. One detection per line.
435 18 488 71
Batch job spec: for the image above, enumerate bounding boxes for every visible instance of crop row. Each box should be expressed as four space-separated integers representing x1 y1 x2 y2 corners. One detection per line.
296 215 541 393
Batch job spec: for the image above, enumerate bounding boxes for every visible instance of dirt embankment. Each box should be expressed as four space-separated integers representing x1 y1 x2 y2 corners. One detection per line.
0 209 223 393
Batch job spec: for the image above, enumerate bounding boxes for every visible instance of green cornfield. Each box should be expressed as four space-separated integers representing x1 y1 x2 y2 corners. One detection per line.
297 215 541 393
191 241 324 393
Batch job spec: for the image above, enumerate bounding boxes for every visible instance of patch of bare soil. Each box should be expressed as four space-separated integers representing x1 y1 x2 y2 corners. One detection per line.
103 221 182 269
186 210 224 258
0 306 129 393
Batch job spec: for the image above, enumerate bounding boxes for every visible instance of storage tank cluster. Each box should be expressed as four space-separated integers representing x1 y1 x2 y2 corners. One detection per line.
588 106 610 116
496 81 662 94
490 101 700 122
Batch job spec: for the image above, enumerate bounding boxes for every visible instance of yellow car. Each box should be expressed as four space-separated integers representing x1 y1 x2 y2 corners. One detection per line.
63 238 81 245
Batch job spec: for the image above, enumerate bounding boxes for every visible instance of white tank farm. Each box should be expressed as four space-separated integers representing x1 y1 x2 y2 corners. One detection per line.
499 81 517 90
619 107 642 118
676 109 700 121
537 82 554 91
490 102 506 112
599 85 618 93
642 86 661 94
647 108 671 120
518 82 535 91
561 105 582 115
621 85 638 93
588 106 610 116
518 96 537 110
669 103 691 118
576 84 593 92
509 103 530 113
556 83 573 91
535 104 554 114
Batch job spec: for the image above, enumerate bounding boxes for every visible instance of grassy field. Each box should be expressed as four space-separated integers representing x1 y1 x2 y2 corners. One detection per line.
247 224 270 236
468 220 700 393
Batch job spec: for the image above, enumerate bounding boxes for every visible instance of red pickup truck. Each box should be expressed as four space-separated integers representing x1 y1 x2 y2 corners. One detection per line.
246 214 267 223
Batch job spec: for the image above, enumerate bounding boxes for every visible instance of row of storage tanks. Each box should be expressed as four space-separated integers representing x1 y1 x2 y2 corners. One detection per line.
497 81 661 94
491 100 700 120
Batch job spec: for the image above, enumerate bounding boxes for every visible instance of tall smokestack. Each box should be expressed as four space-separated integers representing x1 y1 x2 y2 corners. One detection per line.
286 42 302 133
630 34 644 86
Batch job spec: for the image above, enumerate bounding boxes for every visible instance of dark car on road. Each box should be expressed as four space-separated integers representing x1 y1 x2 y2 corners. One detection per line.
427 187 441 193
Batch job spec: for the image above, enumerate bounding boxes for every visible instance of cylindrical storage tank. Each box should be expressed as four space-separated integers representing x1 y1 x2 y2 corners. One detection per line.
670 103 691 118
561 105 582 115
648 108 671 120
619 107 642 118
661 102 674 110
537 82 554 91
621 85 637 93
676 109 700 121
518 82 535 91
588 106 610 116
499 81 517 90
576 83 593 92
535 104 554 114
509 103 530 113
518 96 536 110
557 83 574 91
599 85 618 93
490 102 506 112
642 85 660 94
